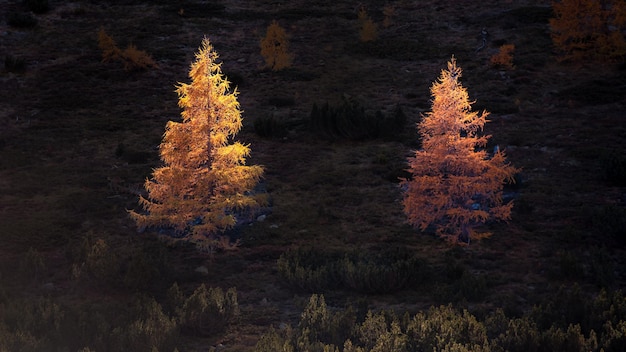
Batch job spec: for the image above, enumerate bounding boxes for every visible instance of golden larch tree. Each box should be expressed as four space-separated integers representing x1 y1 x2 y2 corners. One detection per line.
401 57 518 245
260 20 293 71
130 37 264 245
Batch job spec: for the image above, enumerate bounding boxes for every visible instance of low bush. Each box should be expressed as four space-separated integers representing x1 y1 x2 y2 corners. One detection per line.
4 55 27 73
254 115 288 139
277 246 429 294
309 97 406 141
174 284 240 336
256 290 626 352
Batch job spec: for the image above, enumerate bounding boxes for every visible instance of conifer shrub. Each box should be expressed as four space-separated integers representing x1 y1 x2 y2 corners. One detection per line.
336 246 428 294
309 96 406 141
4 55 27 73
110 297 179 352
67 234 122 287
254 115 288 139
277 246 429 294
277 247 339 292
256 292 626 352
176 284 239 336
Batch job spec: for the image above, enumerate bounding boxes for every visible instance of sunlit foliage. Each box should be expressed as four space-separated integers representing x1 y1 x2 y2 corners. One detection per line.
401 57 518 244
260 20 293 71
130 37 264 245
550 0 626 62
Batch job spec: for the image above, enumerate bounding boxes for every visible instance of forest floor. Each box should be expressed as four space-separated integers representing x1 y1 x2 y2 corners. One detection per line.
1 0 625 350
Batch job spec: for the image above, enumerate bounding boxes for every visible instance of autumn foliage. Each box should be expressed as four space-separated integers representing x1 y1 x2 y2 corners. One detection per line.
130 38 264 245
358 6 378 42
490 44 515 69
401 57 518 244
97 28 157 70
550 0 626 62
260 20 293 71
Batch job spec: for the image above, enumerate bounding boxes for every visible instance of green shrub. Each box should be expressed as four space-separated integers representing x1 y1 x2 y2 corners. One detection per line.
255 292 626 352
4 55 27 73
277 247 339 292
254 115 288 139
254 326 294 352
178 284 239 336
110 297 179 352
540 324 597 352
406 305 489 351
337 247 427 294
277 246 428 294
600 320 626 352
309 97 406 141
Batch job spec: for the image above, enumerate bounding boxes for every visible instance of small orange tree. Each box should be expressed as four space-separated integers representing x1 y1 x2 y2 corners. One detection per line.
358 6 378 42
260 20 293 71
401 57 518 244
550 0 626 62
130 37 264 245
490 44 515 69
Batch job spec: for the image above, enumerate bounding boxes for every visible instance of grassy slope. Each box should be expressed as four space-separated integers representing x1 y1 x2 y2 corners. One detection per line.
0 0 625 350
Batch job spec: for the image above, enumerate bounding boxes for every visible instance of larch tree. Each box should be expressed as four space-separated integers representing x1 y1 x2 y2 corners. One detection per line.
130 37 264 246
260 20 293 71
401 57 518 245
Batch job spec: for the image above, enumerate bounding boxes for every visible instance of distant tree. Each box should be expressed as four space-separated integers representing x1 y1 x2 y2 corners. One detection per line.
550 0 626 62
358 6 378 42
260 20 293 71
401 57 518 244
490 44 515 69
97 28 157 70
130 37 264 246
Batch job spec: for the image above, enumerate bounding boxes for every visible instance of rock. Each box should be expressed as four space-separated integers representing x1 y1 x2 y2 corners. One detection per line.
257 214 266 222
195 266 209 275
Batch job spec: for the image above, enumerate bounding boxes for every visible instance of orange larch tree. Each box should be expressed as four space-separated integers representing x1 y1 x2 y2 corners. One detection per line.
401 57 518 245
130 37 264 246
